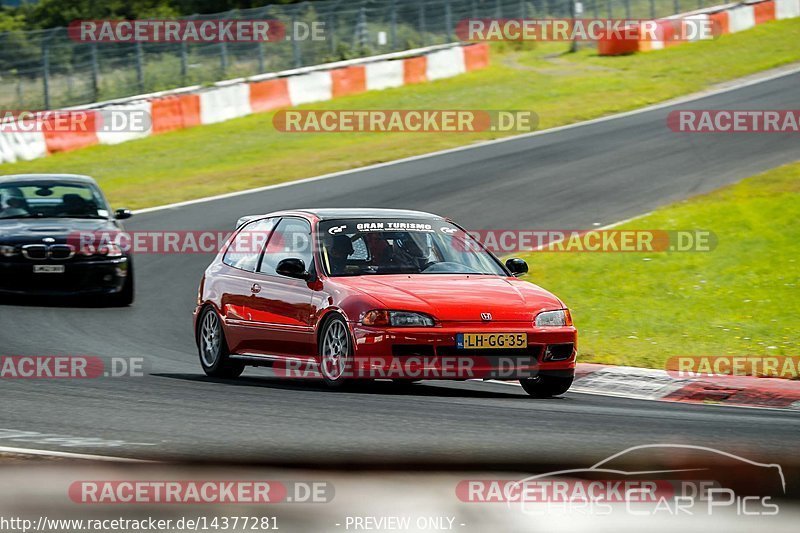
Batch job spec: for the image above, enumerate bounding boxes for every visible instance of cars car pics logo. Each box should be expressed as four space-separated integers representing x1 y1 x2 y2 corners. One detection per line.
456 444 785 516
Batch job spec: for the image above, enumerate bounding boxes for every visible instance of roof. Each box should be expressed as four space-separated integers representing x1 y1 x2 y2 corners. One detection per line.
296 208 443 220
0 173 97 185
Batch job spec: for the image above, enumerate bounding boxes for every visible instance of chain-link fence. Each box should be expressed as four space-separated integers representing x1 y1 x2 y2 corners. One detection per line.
0 0 725 110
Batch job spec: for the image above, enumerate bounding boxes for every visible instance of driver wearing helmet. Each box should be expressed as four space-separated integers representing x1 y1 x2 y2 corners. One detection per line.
393 232 432 272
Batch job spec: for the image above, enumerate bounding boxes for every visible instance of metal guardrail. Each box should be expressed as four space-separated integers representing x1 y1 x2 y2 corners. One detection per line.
0 0 724 110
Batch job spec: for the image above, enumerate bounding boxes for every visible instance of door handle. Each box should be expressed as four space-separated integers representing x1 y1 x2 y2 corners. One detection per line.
251 283 261 294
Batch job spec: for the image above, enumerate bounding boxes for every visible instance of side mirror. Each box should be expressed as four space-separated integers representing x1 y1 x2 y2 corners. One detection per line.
115 208 132 220
505 257 528 277
276 258 310 280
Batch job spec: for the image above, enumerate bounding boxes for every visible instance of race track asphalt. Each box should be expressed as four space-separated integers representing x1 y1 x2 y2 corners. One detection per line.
0 70 798 473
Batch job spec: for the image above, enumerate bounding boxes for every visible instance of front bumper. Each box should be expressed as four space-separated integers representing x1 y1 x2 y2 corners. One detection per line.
349 323 577 380
0 257 129 296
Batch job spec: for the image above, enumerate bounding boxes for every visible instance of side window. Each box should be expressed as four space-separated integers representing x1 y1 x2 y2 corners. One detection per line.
222 218 276 272
259 218 313 275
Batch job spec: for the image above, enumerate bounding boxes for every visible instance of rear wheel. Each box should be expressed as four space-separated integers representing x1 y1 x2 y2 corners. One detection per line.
389 379 421 390
198 307 244 378
520 375 573 398
319 315 352 388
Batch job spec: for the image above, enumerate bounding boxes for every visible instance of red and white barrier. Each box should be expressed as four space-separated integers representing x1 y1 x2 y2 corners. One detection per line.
96 102 153 145
600 0 797 55
286 71 334 106
776 0 800 18
728 4 757 32
0 43 489 165
403 56 428 84
43 111 100 153
199 84 252 125
151 94 202 134
331 66 367 98
567 362 800 410
0 128 47 163
425 47 466 81
248 78 291 113
365 60 405 90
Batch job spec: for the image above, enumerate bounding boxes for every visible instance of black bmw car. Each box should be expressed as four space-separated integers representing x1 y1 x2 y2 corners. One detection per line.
0 174 134 305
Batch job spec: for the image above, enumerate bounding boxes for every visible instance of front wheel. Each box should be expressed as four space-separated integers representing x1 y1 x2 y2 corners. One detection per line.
319 315 352 388
197 307 244 378
520 375 573 398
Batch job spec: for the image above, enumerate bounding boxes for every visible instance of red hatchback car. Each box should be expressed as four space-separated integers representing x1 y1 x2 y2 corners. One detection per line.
194 209 577 397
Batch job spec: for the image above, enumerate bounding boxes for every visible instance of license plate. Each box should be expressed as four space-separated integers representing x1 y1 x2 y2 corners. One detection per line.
456 333 527 350
33 265 65 274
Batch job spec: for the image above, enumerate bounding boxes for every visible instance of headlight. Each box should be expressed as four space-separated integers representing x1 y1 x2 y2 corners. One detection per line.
0 245 18 257
97 244 123 258
535 309 572 327
361 310 435 327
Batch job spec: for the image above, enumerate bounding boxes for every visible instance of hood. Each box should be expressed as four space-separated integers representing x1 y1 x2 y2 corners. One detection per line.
335 274 563 322
0 218 117 244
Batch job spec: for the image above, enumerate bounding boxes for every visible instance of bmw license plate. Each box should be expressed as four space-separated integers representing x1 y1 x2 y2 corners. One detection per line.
33 265 65 274
456 333 527 350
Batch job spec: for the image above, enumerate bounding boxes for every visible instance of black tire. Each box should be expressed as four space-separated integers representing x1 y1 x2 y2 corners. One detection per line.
389 379 421 390
520 375 573 398
318 315 353 388
197 306 245 378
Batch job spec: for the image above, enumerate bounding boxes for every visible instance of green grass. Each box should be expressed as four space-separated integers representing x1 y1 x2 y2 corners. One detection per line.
519 162 800 369
2 18 799 209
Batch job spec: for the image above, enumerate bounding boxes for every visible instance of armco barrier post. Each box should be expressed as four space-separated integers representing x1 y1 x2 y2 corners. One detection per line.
42 38 51 109
445 0 453 42
418 1 427 46
390 0 398 49
135 42 145 94
90 43 99 102
292 7 302 68
219 41 228 78
180 42 188 84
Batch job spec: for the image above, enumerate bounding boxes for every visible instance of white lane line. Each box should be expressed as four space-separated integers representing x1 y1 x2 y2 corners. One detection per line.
0 445 153 462
133 63 800 216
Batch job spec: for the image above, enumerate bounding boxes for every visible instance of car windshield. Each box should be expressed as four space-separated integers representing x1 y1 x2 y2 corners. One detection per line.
0 181 110 219
318 218 506 277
